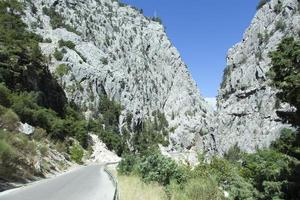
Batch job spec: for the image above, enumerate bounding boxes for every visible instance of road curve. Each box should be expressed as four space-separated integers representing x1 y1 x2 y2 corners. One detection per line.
0 165 115 200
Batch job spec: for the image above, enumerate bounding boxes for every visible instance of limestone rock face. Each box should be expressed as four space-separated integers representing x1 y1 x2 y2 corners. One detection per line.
214 0 300 154
21 0 213 152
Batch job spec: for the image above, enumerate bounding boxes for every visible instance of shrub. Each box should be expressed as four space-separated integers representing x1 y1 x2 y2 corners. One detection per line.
275 20 286 32
268 37 300 125
42 6 80 35
274 2 282 14
168 177 225 200
118 154 139 175
0 139 18 179
138 153 186 185
70 143 84 163
43 38 52 43
151 16 162 24
271 128 300 159
240 150 298 199
53 48 64 61
39 144 48 156
101 57 108 65
55 64 70 78
0 130 38 180
58 39 76 49
0 83 11 107
224 144 243 162
0 109 19 131
257 0 270 10
42 6 64 29
32 127 47 141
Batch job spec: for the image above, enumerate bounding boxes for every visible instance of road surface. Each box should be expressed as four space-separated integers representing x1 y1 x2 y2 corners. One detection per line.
0 165 116 200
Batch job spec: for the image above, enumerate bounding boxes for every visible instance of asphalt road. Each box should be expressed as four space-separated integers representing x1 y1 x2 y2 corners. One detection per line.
0 165 115 200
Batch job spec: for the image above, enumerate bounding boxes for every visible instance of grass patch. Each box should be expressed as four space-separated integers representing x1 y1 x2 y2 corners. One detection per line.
118 175 168 200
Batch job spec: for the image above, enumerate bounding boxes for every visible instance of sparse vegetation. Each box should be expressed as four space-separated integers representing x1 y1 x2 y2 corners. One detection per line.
42 6 80 35
55 64 70 78
274 2 283 14
58 39 76 50
257 0 271 10
53 48 64 61
151 16 163 24
275 20 286 32
118 175 168 200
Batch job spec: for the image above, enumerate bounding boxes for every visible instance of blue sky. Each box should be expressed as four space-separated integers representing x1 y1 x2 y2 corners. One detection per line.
122 0 258 97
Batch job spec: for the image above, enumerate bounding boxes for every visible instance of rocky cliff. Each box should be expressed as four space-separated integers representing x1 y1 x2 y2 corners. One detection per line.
214 0 300 154
20 0 213 153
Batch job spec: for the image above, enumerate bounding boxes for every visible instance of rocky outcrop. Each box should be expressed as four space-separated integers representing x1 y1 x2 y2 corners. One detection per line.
87 134 121 164
21 0 213 153
214 0 300 154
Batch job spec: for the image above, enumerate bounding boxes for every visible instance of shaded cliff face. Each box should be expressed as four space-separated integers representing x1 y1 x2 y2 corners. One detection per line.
215 0 300 154
21 0 213 152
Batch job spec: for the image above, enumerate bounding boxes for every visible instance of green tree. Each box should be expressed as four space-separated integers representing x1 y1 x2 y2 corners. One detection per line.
269 37 300 125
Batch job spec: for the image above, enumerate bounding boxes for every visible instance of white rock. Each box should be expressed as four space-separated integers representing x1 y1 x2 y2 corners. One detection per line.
18 122 35 135
214 0 299 155
88 134 121 164
21 0 213 157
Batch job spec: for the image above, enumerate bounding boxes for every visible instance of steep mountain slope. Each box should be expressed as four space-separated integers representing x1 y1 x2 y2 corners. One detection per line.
214 0 300 154
21 0 213 153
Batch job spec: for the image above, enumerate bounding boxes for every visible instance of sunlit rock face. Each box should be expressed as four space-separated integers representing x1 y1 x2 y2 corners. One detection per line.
214 0 300 154
21 0 213 156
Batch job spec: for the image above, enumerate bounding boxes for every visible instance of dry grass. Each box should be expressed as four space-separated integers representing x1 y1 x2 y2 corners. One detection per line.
118 175 168 200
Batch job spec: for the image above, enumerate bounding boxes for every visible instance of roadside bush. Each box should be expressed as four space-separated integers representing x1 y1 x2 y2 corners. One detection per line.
0 130 38 180
118 154 139 175
70 143 84 163
168 177 225 200
138 153 186 185
0 139 18 179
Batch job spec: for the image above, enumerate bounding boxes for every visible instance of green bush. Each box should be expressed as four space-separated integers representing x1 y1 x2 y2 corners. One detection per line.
138 153 186 185
168 177 225 200
58 39 76 49
269 37 300 125
32 127 47 141
241 150 298 199
117 154 139 175
43 38 52 43
42 6 80 35
224 144 243 162
275 20 286 32
271 128 300 159
0 83 11 107
42 6 64 29
55 64 70 84
0 130 38 180
70 143 84 163
0 138 18 179
0 109 19 131
53 48 64 61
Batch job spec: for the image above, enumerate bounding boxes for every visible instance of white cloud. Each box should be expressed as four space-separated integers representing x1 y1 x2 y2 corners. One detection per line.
205 97 217 111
